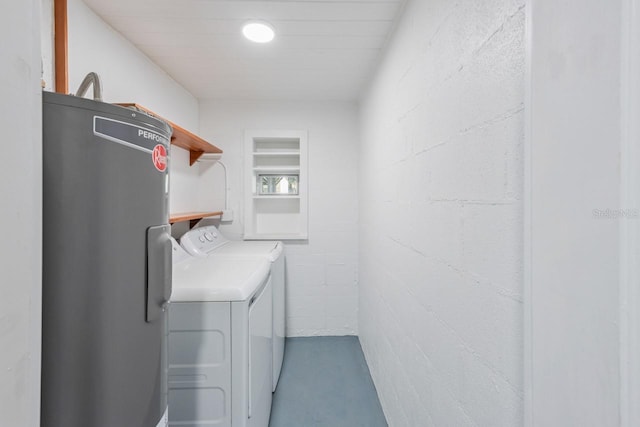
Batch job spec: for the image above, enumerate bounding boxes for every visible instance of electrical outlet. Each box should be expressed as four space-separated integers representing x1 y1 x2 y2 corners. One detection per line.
221 209 234 222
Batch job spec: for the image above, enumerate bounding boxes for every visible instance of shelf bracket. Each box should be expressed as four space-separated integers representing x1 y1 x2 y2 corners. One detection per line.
190 151 205 166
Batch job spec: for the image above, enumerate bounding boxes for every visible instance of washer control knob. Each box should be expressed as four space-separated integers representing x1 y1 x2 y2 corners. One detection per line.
199 235 206 243
204 232 214 241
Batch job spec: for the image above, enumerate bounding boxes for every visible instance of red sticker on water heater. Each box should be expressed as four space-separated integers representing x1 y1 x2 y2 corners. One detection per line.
152 144 167 172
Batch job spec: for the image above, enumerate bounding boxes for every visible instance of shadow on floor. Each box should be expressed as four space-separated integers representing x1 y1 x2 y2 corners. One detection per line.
269 336 387 427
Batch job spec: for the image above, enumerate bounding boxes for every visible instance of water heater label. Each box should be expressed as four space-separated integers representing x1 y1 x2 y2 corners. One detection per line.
94 116 170 154
152 144 168 172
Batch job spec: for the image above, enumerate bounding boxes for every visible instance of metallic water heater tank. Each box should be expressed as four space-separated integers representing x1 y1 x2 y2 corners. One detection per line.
41 92 173 427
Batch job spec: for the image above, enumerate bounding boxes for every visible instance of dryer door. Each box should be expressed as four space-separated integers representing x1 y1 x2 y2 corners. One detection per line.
247 277 273 427
271 252 286 391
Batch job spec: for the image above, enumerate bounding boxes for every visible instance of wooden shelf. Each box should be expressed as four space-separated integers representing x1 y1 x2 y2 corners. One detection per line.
253 195 301 199
252 166 300 172
252 151 300 156
116 103 222 165
170 211 222 228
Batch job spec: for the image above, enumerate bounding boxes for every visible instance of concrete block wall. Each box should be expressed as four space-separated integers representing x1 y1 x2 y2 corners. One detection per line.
358 0 525 425
198 100 359 337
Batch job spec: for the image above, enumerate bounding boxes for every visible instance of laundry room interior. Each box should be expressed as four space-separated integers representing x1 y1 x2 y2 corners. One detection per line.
3 0 640 426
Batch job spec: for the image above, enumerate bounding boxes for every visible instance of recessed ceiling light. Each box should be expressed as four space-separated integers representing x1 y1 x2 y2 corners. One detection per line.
242 21 275 43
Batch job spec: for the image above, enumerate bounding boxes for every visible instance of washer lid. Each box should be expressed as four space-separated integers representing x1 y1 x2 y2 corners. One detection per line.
171 257 270 302
210 241 284 261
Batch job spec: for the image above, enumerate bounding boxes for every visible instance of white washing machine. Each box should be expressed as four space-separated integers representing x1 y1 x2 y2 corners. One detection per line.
168 238 273 427
180 225 286 391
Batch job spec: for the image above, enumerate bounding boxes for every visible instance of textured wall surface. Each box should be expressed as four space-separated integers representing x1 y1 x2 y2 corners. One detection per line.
358 0 525 425
0 1 42 426
199 100 359 337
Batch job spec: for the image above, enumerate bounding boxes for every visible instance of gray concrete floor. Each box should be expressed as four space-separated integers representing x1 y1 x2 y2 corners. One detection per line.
269 336 387 427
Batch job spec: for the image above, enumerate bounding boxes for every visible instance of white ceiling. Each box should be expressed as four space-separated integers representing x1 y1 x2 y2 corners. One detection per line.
82 0 406 101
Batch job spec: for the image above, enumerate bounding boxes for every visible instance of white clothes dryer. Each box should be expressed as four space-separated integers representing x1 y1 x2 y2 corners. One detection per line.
180 226 286 391
169 238 272 427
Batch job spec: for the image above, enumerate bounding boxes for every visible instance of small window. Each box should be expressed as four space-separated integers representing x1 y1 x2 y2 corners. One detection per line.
258 174 299 195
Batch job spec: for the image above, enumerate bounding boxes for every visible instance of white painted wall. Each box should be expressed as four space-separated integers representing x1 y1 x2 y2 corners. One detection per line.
67 0 201 214
0 1 42 426
198 100 359 336
358 0 525 425
40 0 53 91
526 1 625 425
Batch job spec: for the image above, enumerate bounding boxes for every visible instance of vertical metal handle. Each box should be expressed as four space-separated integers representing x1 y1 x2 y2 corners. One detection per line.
147 225 172 323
